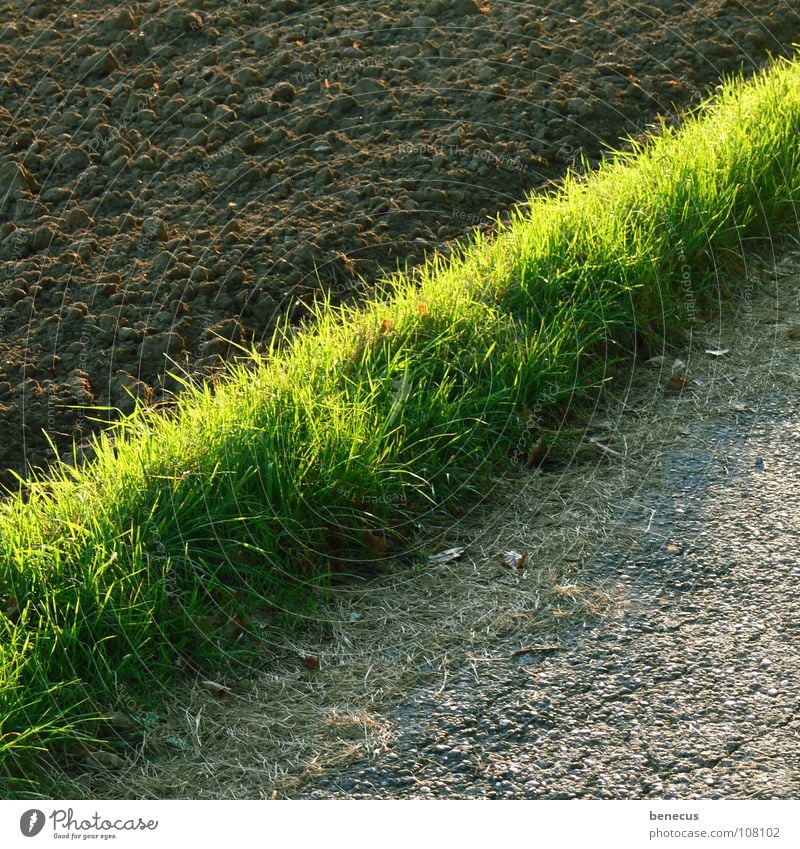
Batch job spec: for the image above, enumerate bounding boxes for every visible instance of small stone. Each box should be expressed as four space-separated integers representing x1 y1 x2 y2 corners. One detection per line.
103 8 135 33
568 97 590 116
166 9 204 32
767 688 778 696
56 147 91 173
451 0 481 14
63 207 93 231
0 160 40 195
353 78 384 96
183 112 208 128
133 70 157 90
190 265 209 283
142 217 168 240
31 225 56 251
78 50 120 80
483 84 506 101
271 82 295 103
413 16 437 29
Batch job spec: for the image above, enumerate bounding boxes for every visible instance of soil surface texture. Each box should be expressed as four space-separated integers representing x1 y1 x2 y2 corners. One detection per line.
1 1 799 485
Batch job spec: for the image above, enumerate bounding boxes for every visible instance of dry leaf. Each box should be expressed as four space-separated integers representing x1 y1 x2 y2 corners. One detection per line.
200 679 232 698
2 597 20 621
102 712 139 731
301 655 321 671
84 750 126 769
417 301 428 317
499 550 528 569
381 318 394 334
362 529 387 553
665 376 690 394
526 438 547 466
666 541 682 554
428 547 465 564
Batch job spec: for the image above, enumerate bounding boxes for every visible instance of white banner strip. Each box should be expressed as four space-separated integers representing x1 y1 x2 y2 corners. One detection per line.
1 800 797 848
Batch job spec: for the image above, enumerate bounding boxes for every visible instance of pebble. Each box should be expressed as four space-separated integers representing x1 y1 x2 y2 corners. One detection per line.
271 82 295 103
78 50 119 80
142 217 168 241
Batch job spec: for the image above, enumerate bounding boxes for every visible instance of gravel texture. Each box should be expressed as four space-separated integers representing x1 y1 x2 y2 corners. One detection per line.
297 394 800 799
1 0 799 486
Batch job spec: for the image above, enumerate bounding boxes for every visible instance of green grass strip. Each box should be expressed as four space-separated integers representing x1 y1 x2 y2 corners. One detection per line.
2 55 800 794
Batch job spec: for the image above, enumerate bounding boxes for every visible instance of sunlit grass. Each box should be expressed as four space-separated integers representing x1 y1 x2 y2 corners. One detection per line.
1 56 799 795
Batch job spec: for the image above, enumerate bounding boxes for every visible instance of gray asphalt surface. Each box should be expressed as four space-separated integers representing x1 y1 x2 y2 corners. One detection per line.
296 392 800 799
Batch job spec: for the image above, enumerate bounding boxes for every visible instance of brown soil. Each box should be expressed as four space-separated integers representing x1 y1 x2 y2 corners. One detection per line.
1 0 798 486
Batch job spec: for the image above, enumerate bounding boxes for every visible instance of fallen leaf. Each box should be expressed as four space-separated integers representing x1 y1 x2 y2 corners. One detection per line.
200 679 232 698
527 438 547 466
101 712 139 731
301 655 321 671
362 529 387 553
553 584 582 597
84 750 126 769
428 547 464 564
499 550 528 569
381 318 394 334
665 376 690 394
550 609 569 618
665 541 682 554
2 597 20 621
704 348 729 356
417 301 428 317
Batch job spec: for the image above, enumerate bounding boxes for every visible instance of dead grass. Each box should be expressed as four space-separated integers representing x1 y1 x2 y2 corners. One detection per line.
46 244 800 799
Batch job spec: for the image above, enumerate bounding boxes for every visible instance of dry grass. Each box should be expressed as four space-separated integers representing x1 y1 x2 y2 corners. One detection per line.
47 244 800 799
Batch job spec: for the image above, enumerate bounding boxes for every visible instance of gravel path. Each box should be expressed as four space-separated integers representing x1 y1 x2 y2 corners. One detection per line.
296 265 800 799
